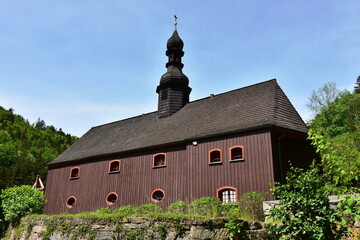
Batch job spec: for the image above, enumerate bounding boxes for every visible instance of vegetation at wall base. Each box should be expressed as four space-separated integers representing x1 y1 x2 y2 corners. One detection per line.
268 166 358 240
0 185 45 225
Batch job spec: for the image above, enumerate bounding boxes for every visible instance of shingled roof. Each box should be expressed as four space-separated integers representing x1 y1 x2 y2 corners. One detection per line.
50 79 307 165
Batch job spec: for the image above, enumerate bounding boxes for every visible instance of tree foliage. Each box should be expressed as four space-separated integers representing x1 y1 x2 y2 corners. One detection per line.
0 106 78 193
1 185 45 224
268 167 350 240
306 82 345 116
307 83 360 191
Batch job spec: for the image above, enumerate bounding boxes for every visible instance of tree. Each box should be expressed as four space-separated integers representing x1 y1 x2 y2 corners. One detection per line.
268 167 349 239
307 82 346 116
0 185 45 224
34 118 46 130
308 83 360 191
355 76 360 94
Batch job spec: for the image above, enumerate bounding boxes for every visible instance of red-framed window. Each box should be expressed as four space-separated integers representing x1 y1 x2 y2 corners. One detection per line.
66 196 77 208
229 146 245 161
153 153 166 168
109 160 121 173
208 149 222 164
69 167 80 179
151 189 165 203
106 192 118 206
217 186 237 203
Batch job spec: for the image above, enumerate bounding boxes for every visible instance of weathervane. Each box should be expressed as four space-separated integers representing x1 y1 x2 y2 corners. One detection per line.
174 15 178 30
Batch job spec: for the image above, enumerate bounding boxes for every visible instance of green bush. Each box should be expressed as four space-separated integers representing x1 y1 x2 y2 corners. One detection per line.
95 208 113 214
188 197 222 217
0 185 45 224
167 201 188 214
268 167 349 239
238 192 265 222
114 205 137 215
135 204 162 215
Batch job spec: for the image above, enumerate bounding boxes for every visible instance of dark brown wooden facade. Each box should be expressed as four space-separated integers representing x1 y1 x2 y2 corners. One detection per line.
45 128 313 214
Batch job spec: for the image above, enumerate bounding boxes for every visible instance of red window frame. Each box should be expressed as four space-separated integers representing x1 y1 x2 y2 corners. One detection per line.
108 160 121 173
151 189 165 203
66 196 77 208
69 167 80 179
216 186 238 203
153 153 166 168
208 149 222 164
229 146 245 161
106 192 118 206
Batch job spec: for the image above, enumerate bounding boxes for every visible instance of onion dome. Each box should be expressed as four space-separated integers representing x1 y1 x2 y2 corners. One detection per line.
167 30 184 50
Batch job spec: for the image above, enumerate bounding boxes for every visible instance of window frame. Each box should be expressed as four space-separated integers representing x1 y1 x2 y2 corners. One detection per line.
108 160 121 174
208 149 222 165
152 153 167 168
229 146 245 162
66 196 77 208
106 192 118 206
216 186 238 203
151 189 165 203
69 167 80 180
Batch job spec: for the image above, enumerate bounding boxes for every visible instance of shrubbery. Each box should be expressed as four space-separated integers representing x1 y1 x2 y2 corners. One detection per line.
188 197 222 217
167 201 188 214
0 185 45 224
268 167 353 239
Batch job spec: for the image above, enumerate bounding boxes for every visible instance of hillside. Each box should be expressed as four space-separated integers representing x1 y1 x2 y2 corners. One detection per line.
0 106 78 190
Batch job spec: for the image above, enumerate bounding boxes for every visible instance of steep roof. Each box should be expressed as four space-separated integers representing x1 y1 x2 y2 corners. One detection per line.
50 79 307 165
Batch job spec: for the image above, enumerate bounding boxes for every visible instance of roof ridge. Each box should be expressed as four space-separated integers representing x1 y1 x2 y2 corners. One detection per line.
188 78 277 104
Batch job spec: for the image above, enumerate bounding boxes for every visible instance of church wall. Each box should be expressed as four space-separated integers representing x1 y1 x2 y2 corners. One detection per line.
45 129 275 214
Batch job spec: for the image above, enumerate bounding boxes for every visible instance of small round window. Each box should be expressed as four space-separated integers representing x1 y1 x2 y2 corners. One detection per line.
151 189 165 203
66 196 76 208
106 192 118 205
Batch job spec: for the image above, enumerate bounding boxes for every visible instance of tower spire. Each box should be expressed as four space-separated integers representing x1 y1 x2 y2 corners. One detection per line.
156 18 191 119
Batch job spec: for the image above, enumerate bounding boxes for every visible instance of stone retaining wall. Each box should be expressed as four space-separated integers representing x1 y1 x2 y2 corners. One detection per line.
11 217 277 240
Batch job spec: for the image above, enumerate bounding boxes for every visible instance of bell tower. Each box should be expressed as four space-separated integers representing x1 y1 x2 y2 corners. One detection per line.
156 16 191 119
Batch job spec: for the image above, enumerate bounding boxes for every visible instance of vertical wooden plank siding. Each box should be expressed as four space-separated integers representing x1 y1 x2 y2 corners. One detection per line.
45 129 274 214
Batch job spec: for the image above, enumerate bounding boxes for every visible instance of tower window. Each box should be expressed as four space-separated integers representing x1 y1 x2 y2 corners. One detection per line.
106 192 118 205
229 146 245 161
109 160 120 173
151 189 165 203
153 153 166 168
217 187 237 203
69 167 80 179
209 149 222 164
66 196 77 208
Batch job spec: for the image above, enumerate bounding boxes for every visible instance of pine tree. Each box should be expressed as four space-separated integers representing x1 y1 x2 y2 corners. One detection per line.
355 75 360 94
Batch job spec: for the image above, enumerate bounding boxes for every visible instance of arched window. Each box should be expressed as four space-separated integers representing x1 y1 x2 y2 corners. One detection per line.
217 187 237 203
66 196 77 208
70 167 80 179
153 153 166 168
109 160 120 173
229 146 244 161
106 192 118 205
151 189 165 203
208 149 222 164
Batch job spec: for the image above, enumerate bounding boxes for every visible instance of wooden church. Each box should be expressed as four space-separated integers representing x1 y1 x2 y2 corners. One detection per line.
44 26 315 214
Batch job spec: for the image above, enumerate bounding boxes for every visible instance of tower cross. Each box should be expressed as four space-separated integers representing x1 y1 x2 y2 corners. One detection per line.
174 15 178 29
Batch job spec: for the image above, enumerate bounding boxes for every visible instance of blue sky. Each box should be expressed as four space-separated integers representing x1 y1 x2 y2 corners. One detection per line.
0 1 359 137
